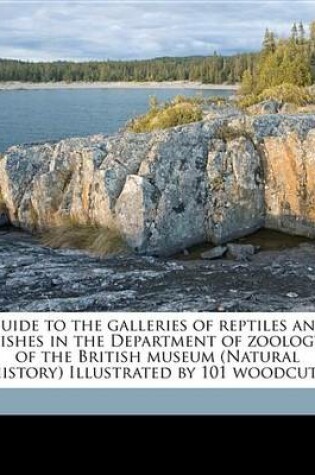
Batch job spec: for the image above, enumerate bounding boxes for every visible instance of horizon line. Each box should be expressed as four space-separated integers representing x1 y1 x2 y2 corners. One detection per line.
0 51 259 63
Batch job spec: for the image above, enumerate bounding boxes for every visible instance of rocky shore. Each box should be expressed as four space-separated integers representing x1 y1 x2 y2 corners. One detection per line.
0 81 238 91
1 101 315 311
1 228 315 311
1 110 315 255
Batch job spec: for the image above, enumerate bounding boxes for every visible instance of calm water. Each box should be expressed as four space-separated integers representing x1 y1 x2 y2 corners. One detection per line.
0 88 233 152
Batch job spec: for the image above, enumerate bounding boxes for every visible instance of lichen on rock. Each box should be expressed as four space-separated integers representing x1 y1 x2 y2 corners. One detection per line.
1 113 315 255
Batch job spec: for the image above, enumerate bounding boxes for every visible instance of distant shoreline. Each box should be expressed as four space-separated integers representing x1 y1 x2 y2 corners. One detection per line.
0 81 238 91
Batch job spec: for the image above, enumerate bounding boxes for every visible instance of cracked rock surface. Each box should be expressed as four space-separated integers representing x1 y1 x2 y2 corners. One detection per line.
1 230 315 312
2 114 315 256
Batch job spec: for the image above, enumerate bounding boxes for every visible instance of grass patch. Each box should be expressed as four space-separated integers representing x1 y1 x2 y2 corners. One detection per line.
238 84 315 109
214 123 253 141
41 218 126 256
205 96 229 105
128 95 203 133
0 189 7 213
237 93 261 109
298 104 315 114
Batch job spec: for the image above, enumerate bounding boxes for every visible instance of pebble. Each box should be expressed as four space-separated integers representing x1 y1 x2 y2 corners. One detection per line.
227 243 256 261
286 292 298 298
201 246 227 260
216 304 226 312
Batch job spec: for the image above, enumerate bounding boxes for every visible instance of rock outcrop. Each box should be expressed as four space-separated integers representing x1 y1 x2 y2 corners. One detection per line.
247 100 283 115
1 229 315 311
1 113 315 255
262 129 315 238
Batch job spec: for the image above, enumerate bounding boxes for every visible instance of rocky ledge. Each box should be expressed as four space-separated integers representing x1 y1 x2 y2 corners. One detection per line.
1 112 315 256
1 229 315 311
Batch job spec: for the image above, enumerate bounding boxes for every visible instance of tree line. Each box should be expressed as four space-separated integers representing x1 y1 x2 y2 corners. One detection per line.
0 53 257 84
241 21 315 95
1 21 314 86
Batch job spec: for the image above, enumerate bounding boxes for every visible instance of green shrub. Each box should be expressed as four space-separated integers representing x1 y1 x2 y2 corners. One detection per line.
173 94 203 105
259 84 314 106
237 93 261 108
128 96 203 133
205 96 229 105
238 84 315 108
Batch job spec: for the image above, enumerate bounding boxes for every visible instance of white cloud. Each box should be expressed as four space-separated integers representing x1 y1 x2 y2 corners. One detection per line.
0 1 314 60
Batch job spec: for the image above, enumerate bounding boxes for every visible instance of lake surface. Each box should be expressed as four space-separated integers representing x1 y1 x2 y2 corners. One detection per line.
0 88 233 152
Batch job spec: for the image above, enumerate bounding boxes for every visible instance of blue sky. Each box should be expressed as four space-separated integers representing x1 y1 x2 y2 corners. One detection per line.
0 1 315 61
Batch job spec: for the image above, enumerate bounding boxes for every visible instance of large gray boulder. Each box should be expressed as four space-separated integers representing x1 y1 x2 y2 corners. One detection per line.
1 114 315 255
248 100 282 115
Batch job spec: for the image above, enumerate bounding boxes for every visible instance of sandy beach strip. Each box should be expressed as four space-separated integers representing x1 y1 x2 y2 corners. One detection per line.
0 81 238 91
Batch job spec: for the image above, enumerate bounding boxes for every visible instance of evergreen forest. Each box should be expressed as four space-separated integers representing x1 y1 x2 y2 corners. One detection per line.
0 21 314 87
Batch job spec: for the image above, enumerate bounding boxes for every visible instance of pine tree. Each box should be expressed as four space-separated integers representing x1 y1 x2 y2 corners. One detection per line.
263 29 276 53
269 32 276 52
309 22 315 81
240 69 254 94
241 20 314 97
291 22 298 44
310 21 315 50
263 29 270 51
298 21 306 44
